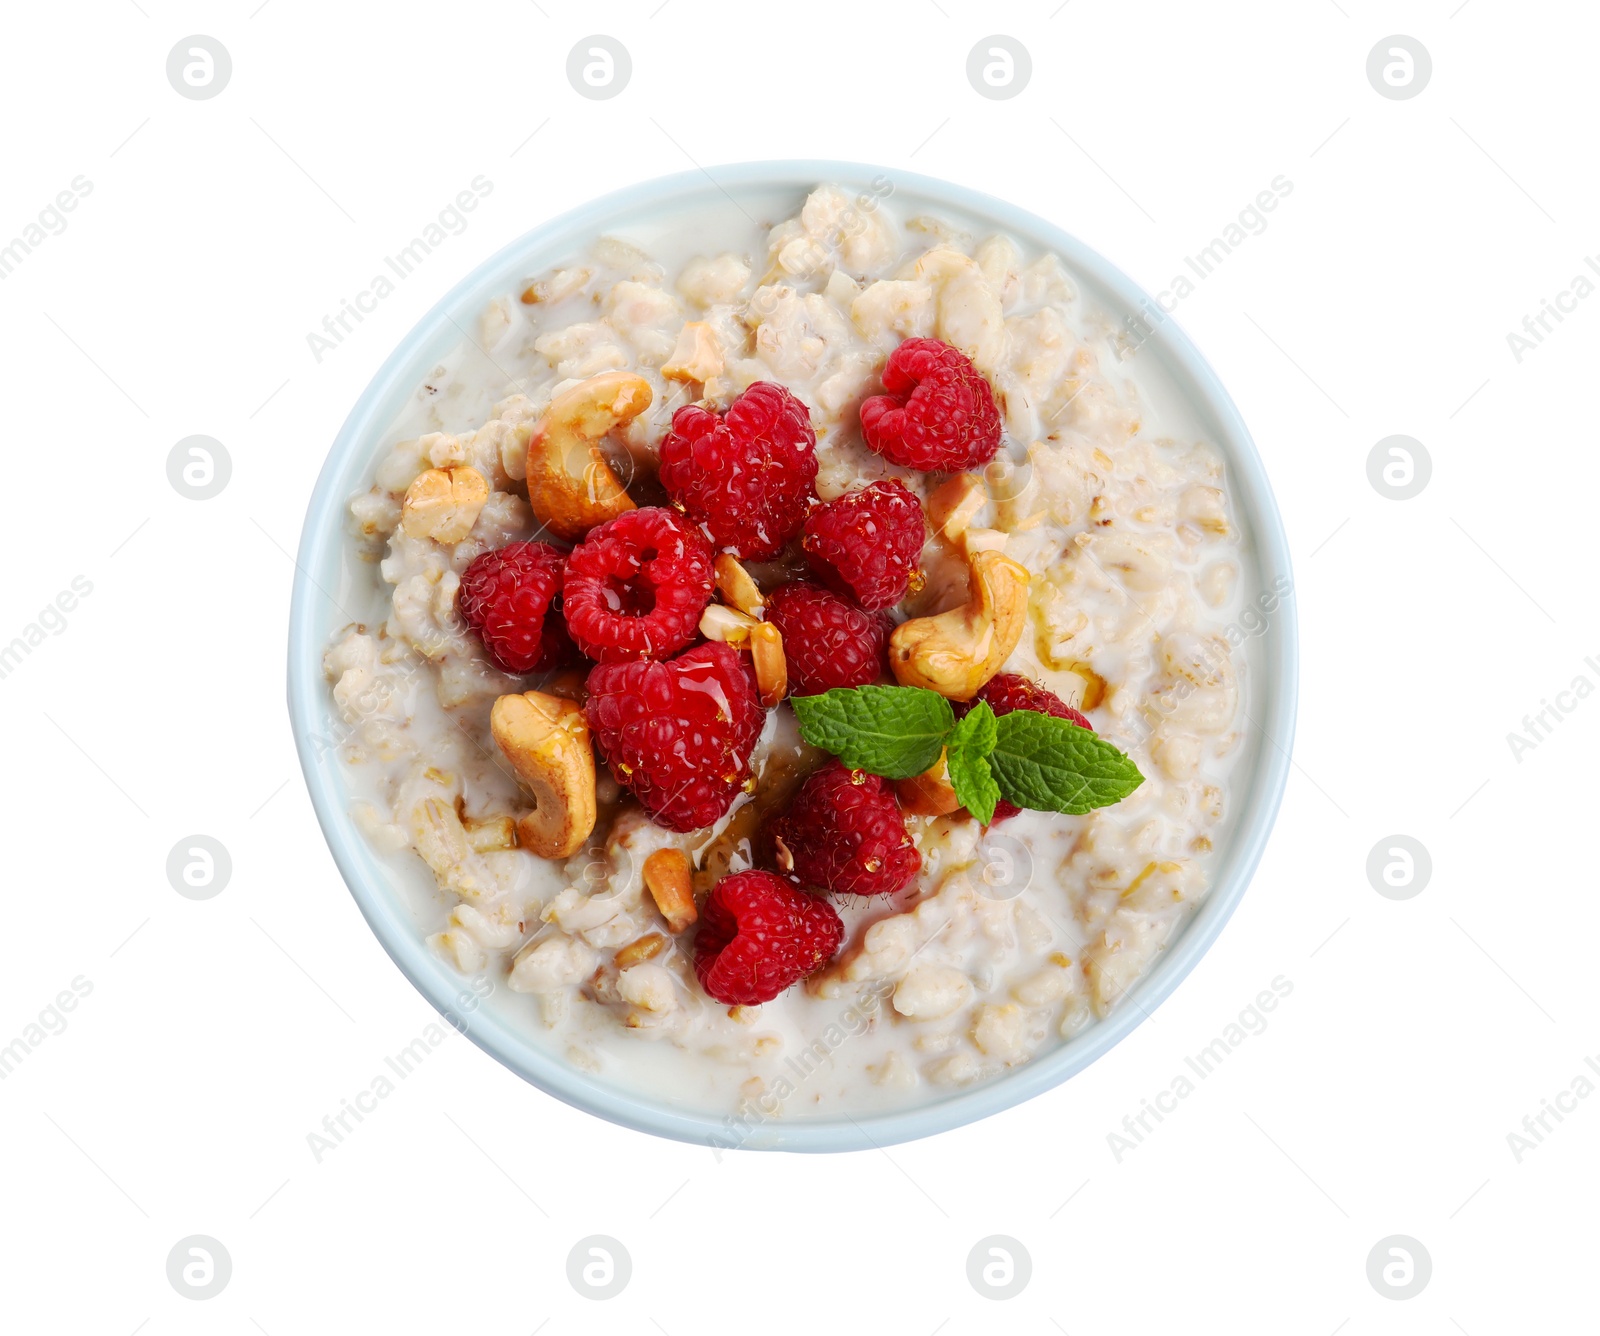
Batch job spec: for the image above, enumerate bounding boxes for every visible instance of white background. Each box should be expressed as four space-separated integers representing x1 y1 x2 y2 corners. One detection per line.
1 1 1595 1331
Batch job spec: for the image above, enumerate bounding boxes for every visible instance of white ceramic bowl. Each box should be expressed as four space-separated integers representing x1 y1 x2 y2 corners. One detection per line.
288 161 1298 1151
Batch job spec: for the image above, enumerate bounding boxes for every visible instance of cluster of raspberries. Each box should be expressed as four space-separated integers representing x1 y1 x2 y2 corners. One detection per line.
453 336 1032 1005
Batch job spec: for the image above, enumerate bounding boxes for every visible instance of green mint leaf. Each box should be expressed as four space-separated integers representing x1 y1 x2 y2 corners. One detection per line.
944 699 1001 824
946 746 1001 825
791 685 955 779
945 698 998 761
989 709 1145 815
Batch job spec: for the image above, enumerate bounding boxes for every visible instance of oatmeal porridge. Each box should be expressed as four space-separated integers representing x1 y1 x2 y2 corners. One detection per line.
323 182 1264 1126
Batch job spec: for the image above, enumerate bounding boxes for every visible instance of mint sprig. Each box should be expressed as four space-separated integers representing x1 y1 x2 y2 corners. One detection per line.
790 685 954 779
989 709 1144 815
791 684 1143 819
945 700 1002 825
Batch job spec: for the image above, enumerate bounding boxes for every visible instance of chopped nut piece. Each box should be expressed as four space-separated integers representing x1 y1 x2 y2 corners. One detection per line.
661 321 724 383
926 473 988 542
895 749 963 816
401 466 489 543
490 691 597 859
714 554 765 615
749 621 787 707
699 603 759 645
614 931 668 969
643 848 697 933
961 526 1009 556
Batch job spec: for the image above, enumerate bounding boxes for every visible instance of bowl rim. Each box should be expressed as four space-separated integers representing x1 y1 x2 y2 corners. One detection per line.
287 159 1298 1153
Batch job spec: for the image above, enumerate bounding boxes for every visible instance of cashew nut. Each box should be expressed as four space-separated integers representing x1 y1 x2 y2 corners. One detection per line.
714 554 765 615
642 848 696 933
401 466 489 543
889 549 1031 700
895 749 963 817
524 372 647 540
489 691 597 859
661 321 724 383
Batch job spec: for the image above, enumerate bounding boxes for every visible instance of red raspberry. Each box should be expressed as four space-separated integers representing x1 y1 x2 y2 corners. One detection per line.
975 673 1093 727
966 674 1093 822
694 870 844 1005
801 480 926 611
764 759 920 897
457 541 576 675
764 582 890 696
658 382 819 560
859 337 1003 472
585 642 765 832
562 507 713 663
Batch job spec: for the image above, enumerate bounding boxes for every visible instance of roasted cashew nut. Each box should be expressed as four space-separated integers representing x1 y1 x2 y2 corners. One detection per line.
889 549 1031 700
525 372 648 541
489 690 597 859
